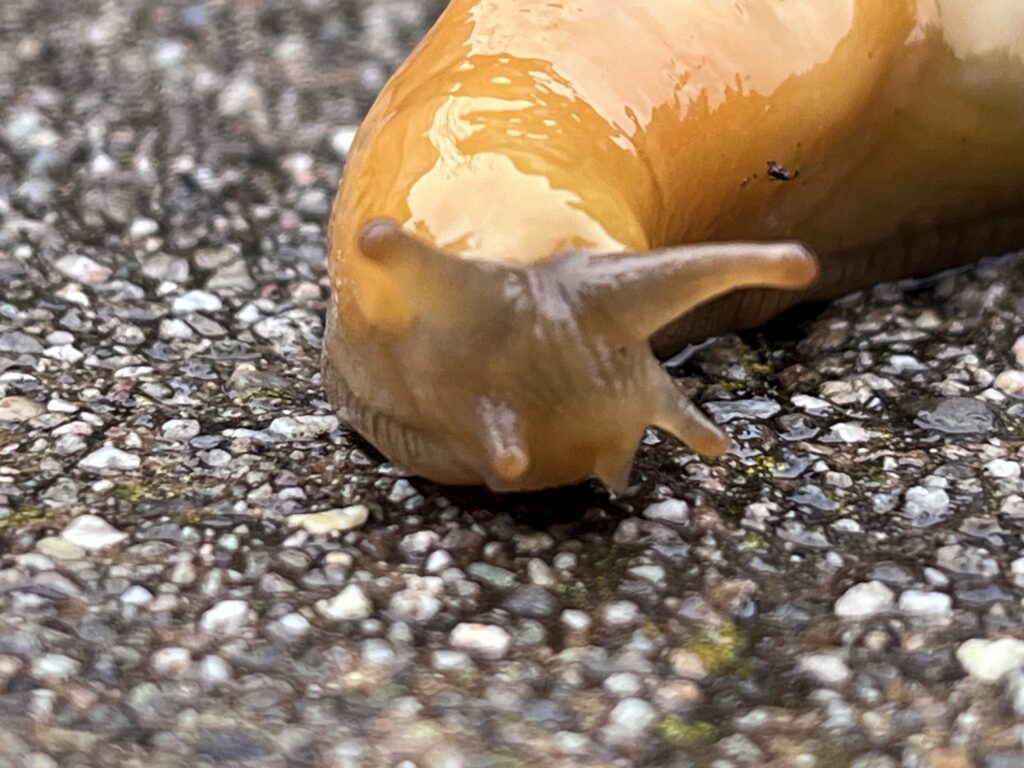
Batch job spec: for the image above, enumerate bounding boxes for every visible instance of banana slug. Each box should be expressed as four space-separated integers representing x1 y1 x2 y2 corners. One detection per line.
323 0 1024 492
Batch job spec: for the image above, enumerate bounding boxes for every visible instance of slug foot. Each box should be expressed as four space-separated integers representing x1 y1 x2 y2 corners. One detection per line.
331 219 818 492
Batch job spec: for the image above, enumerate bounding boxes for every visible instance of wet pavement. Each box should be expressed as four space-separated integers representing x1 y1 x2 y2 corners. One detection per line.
1 1 1024 766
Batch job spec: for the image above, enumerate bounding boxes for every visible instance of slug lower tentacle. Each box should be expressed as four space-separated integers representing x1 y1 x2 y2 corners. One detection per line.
333 218 817 491
323 0 1024 491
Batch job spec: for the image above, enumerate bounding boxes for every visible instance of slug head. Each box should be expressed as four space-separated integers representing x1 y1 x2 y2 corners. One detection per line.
326 219 817 492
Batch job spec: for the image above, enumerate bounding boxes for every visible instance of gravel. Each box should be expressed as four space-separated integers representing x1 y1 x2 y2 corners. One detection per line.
2 0 1024 765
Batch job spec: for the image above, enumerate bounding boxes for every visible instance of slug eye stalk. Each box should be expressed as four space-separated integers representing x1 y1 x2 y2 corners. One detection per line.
343 218 818 491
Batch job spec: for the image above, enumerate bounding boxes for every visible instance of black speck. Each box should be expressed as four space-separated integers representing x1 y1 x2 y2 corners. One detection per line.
767 160 798 181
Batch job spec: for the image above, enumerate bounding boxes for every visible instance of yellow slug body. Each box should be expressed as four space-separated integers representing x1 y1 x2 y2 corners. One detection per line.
324 0 1024 491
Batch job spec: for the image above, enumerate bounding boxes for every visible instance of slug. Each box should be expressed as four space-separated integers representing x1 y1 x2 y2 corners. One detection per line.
323 0 1024 492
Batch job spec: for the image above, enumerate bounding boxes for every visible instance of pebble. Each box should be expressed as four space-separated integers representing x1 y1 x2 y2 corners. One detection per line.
898 590 953 618
985 459 1021 479
199 600 253 635
828 422 871 443
902 486 951 527
268 414 338 440
287 505 369 534
78 444 141 472
994 370 1024 395
55 254 111 283
150 647 192 678
31 654 81 684
161 419 201 440
600 601 641 627
316 584 373 621
834 581 894 619
60 515 127 551
642 498 689 525
388 588 441 623
0 396 43 421
449 623 511 660
606 698 657 736
399 530 441 561
915 397 993 434
35 537 85 560
797 652 851 686
956 638 1024 683
704 397 781 422
172 290 223 314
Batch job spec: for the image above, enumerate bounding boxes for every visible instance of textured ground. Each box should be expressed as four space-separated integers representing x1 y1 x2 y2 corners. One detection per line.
2 2 1024 767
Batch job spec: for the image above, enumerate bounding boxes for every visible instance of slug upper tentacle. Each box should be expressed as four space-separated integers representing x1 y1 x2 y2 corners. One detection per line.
324 0 1024 491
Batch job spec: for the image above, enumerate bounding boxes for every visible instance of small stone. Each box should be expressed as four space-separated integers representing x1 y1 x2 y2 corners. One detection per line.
834 581 894 619
995 370 1024 395
0 396 43 422
400 530 441 561
828 422 870 443
986 459 1021 479
268 414 338 440
561 610 591 632
78 444 141 472
425 550 453 574
172 290 223 314
389 587 442 623
607 698 657 736
502 585 559 619
159 318 194 340
604 672 643 697
61 515 127 551
331 126 358 157
600 600 641 627
55 254 111 283
797 652 851 686
467 561 517 590
198 655 232 686
35 537 84 560
956 638 1024 683
316 584 373 621
450 623 511 660
704 398 781 422
287 505 369 534
161 419 201 440
151 647 192 678
31 654 81 684
916 397 993 435
120 586 154 606
902 486 951 527
898 590 953 618
199 600 253 635
642 498 689 525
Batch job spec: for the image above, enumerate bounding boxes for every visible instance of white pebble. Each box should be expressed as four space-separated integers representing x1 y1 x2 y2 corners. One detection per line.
957 638 1024 683
607 698 657 736
316 584 373 621
78 444 141 472
834 581 894 619
287 505 369 534
199 599 253 635
268 414 338 440
642 498 689 525
797 652 851 686
172 290 223 314
160 419 201 440
450 622 511 660
61 515 127 551
150 647 192 678
898 590 952 618
986 459 1021 479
